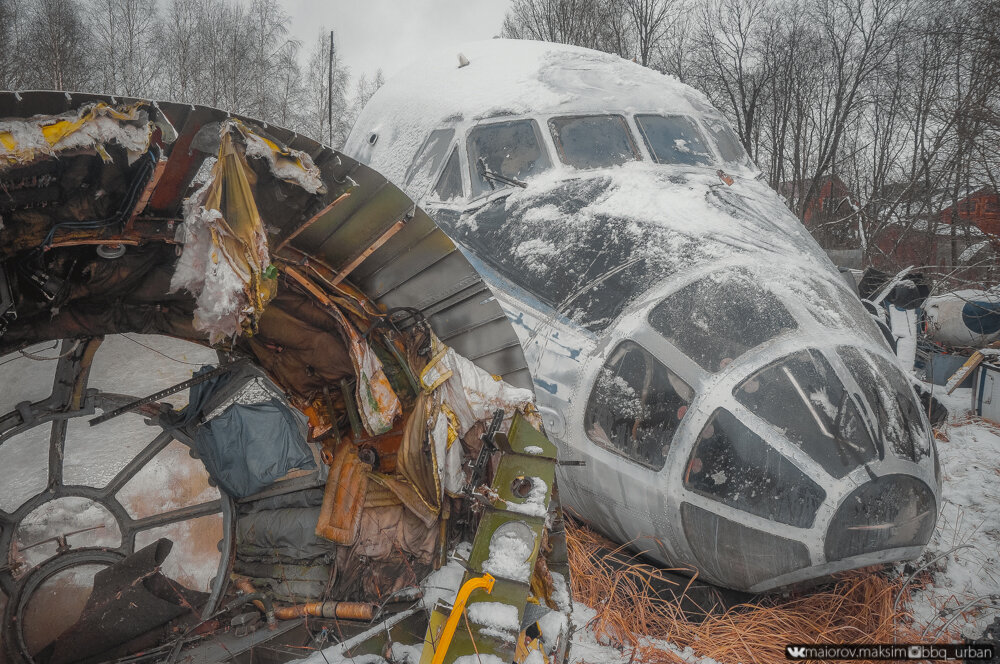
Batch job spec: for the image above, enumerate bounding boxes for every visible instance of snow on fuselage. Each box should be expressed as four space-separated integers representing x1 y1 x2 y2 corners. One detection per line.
345 39 940 592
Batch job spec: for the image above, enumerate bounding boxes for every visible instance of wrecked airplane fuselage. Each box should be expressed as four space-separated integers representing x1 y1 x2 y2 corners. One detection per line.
0 93 571 664
345 39 942 593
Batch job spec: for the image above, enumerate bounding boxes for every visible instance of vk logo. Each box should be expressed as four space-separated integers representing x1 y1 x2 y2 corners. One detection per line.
786 646 807 658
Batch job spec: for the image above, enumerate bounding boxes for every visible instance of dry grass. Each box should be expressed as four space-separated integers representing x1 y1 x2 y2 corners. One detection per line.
566 521 954 664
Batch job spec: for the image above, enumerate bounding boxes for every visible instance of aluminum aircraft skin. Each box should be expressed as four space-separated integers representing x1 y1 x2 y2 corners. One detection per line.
345 39 941 593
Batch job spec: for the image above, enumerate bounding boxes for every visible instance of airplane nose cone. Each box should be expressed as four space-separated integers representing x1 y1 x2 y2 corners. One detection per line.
825 474 937 561
675 341 939 591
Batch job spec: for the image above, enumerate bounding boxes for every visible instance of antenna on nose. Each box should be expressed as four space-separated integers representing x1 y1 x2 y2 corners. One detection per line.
457 53 470 68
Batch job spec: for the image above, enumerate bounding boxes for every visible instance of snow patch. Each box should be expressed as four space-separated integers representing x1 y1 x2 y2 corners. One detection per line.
906 388 1000 639
482 528 534 582
504 477 548 517
537 608 569 651
420 555 467 610
467 601 519 632
550 571 572 612
453 655 504 664
387 643 422 664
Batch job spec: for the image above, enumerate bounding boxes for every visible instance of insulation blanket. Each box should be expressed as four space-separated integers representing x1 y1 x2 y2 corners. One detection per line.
419 343 538 497
0 102 160 168
170 122 276 344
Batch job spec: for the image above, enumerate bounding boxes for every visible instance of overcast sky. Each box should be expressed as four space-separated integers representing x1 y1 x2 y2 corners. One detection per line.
286 0 513 86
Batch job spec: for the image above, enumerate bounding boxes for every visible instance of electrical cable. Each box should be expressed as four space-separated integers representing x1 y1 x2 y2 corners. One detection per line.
40 146 159 250
120 334 207 366
18 339 81 360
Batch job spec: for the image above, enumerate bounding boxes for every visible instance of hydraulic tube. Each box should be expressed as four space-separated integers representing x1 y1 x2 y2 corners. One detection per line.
272 601 376 621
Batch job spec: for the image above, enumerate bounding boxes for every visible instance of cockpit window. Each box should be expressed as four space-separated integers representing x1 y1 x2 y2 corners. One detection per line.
838 347 929 463
701 115 749 165
467 119 551 196
734 349 878 478
684 408 825 527
432 147 463 201
548 115 640 169
648 270 797 372
585 341 694 470
404 128 455 195
634 114 713 166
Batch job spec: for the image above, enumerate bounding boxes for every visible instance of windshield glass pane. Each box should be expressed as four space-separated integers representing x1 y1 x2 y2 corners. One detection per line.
700 113 749 165
467 120 551 196
585 341 694 470
684 409 825 527
432 147 463 201
735 350 877 478
839 347 929 462
648 270 797 372
548 115 639 169
404 128 455 194
635 114 713 166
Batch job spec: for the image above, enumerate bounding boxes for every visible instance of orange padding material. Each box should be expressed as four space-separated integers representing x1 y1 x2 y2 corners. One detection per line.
273 601 375 621
315 443 370 545
234 576 266 614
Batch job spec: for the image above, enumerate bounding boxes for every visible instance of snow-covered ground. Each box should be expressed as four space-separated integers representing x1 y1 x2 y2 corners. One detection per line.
906 387 1000 640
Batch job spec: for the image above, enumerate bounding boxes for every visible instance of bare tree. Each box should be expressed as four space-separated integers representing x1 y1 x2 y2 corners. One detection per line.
90 0 158 96
23 0 92 90
0 0 29 90
299 29 351 147
623 0 675 66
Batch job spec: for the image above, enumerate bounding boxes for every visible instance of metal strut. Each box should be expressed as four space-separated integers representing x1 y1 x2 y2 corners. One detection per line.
88 359 248 426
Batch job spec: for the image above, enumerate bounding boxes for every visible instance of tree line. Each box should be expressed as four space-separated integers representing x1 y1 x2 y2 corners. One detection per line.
0 0 382 147
0 0 995 274
503 0 1000 273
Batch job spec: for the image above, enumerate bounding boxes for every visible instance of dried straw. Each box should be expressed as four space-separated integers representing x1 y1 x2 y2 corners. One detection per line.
566 520 953 664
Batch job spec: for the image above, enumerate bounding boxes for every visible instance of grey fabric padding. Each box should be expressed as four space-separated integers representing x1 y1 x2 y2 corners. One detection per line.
241 488 326 513
254 577 331 603
195 399 315 498
237 507 333 561
165 364 316 498
235 549 336 565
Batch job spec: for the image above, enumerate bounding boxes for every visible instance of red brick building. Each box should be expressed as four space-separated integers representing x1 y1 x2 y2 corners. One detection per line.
871 187 1000 285
938 187 1000 236
779 175 861 249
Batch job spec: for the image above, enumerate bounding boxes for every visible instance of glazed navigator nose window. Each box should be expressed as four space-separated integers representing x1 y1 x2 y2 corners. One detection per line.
648 270 797 372
734 349 878 478
584 341 694 470
684 409 825 528
839 347 929 462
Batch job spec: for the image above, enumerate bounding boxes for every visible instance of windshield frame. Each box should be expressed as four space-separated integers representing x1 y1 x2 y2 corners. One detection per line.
443 107 747 206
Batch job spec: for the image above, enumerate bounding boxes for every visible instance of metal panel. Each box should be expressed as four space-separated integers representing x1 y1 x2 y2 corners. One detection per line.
356 231 459 298
374 252 486 312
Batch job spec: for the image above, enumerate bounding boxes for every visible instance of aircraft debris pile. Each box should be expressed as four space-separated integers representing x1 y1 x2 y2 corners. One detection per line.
0 95 571 664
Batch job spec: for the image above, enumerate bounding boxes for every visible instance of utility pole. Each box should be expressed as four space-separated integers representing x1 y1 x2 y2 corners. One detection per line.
328 30 335 146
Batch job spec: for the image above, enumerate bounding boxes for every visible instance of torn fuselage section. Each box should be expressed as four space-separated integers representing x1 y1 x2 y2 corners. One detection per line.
0 93 570 664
